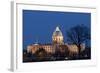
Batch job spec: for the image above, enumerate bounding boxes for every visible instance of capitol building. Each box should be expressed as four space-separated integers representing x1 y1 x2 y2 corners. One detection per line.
26 26 85 57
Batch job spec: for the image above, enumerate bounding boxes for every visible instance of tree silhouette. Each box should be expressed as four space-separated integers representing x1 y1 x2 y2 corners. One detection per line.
35 48 47 61
66 24 90 58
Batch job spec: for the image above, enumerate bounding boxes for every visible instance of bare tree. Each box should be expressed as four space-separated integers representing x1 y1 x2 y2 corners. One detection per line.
66 24 90 58
35 48 47 61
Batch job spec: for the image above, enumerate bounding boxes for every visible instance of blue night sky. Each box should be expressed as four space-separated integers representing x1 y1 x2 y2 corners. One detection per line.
23 10 91 49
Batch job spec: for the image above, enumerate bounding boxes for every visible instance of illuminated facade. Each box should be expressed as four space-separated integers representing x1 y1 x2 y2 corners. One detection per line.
52 26 64 45
27 26 85 55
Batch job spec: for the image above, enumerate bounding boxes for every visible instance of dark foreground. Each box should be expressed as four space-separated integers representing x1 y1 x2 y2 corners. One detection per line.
23 47 91 62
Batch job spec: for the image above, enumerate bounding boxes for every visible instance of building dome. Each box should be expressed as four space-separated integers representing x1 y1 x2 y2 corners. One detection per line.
52 26 64 45
52 26 63 36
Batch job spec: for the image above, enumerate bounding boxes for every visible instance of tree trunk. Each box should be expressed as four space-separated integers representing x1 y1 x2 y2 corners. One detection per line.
77 44 81 59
